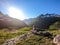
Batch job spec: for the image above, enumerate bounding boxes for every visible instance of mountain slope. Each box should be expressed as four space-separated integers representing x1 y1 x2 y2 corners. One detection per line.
0 12 27 29
29 14 60 29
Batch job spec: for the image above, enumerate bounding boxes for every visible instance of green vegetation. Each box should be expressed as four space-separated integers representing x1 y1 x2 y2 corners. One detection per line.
16 29 60 45
0 27 31 45
49 21 60 29
0 26 60 45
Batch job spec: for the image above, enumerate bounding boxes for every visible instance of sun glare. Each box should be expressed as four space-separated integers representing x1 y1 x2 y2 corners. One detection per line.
8 7 25 20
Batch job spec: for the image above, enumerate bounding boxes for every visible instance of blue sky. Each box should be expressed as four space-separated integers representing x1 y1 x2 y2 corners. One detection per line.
0 0 60 19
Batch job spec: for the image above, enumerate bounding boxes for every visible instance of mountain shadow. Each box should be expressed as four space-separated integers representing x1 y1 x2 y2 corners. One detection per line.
0 12 27 29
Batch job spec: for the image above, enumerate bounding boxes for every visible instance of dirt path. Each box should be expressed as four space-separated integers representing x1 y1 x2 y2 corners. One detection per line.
3 32 33 45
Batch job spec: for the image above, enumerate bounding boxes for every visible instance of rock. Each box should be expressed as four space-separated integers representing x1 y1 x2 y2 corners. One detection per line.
32 31 53 39
42 31 52 36
53 35 60 45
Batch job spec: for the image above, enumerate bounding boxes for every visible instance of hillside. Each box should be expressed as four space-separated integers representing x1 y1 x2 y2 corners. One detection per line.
0 27 31 45
0 12 27 29
1 27 60 45
29 13 60 29
49 21 60 29
16 29 60 45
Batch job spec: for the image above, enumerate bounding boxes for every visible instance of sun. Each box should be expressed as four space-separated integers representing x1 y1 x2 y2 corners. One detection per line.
8 7 25 20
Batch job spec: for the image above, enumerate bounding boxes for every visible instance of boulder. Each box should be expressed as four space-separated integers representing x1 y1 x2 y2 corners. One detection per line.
53 35 60 45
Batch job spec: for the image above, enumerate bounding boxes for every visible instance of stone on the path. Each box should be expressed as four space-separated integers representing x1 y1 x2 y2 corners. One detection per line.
53 35 60 45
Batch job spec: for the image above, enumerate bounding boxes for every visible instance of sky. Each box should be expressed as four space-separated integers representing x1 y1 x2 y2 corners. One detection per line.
0 0 60 20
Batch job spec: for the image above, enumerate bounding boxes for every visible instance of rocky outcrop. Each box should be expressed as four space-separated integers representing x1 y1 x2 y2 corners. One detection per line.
53 35 60 45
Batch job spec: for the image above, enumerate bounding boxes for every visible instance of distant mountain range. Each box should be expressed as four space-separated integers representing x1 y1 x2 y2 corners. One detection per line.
23 13 60 29
0 12 60 29
0 12 27 29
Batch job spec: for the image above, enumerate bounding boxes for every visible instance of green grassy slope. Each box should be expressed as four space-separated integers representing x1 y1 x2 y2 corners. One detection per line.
0 27 60 45
16 29 60 45
0 27 31 45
